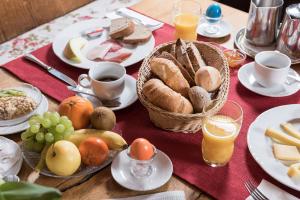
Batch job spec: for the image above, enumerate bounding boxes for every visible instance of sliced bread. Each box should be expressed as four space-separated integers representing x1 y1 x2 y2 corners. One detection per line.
122 24 152 44
109 18 135 39
186 42 206 72
175 39 195 78
158 51 195 86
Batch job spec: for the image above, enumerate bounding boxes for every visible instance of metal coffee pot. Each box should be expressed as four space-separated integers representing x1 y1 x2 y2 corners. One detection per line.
276 3 300 59
245 0 283 46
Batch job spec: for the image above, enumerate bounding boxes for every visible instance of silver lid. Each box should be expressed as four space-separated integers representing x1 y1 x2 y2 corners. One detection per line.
286 3 300 19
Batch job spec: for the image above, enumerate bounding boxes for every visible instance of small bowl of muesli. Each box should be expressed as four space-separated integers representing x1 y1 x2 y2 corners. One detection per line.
0 83 43 127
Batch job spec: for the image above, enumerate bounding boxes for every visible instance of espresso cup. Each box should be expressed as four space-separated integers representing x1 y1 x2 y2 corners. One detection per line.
253 51 291 88
78 62 126 100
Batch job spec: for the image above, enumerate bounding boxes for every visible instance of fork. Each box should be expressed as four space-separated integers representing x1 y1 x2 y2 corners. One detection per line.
245 180 269 200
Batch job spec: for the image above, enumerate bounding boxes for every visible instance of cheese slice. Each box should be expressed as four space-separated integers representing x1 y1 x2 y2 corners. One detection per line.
281 123 300 140
265 128 300 148
273 143 300 161
288 163 300 177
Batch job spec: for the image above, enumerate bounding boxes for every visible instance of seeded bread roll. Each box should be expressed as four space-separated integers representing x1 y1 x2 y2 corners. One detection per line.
122 25 151 44
142 79 193 114
150 57 190 97
109 18 135 39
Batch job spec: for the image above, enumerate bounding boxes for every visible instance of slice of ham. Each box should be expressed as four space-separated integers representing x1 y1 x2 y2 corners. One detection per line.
103 49 132 63
86 39 131 63
86 43 113 60
101 39 123 52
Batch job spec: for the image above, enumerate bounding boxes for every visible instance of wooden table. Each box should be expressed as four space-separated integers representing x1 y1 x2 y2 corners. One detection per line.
1 0 295 199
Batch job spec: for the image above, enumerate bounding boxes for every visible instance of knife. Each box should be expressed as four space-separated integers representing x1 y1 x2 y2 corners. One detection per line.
24 54 77 87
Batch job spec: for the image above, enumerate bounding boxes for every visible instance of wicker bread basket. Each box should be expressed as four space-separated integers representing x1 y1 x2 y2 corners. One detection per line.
137 41 230 133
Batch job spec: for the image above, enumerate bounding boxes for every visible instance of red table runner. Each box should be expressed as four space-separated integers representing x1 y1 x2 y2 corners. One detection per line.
2 23 300 199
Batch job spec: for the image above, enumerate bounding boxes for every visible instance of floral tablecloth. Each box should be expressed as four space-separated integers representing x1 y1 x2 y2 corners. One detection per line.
0 0 140 65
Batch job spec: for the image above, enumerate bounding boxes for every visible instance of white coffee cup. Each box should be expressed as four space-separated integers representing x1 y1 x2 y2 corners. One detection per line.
254 51 291 88
78 62 126 100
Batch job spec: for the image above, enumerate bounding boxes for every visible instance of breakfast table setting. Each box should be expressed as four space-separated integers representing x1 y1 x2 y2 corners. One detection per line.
0 0 300 199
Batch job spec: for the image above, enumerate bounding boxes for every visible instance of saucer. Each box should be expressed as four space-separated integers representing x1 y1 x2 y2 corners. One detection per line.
111 149 173 191
238 62 300 97
0 95 49 135
77 74 138 111
197 18 232 38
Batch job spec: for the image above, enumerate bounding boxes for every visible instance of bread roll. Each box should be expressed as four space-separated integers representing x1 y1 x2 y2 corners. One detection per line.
142 79 193 114
150 57 190 97
188 86 211 113
158 51 195 86
195 66 222 92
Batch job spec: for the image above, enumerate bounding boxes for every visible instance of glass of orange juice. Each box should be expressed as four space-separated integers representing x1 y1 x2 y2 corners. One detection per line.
201 100 243 167
173 0 202 41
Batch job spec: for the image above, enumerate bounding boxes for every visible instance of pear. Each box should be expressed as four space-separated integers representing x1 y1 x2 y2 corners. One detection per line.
63 37 87 63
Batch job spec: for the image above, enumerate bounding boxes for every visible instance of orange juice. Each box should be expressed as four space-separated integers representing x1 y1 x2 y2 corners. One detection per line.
174 13 199 41
202 115 239 166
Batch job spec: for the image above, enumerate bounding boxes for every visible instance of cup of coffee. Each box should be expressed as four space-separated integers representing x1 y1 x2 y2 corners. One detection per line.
78 62 126 100
254 51 291 88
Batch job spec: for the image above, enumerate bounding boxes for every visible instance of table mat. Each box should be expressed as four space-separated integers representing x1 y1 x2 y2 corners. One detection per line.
2 21 300 200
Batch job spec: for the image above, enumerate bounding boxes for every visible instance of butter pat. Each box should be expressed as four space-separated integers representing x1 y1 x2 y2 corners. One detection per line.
265 128 300 147
273 143 300 161
288 163 300 177
281 123 300 140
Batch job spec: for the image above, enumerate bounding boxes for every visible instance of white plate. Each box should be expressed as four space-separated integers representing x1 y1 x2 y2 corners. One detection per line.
0 136 22 176
0 83 43 127
0 95 49 135
238 62 300 97
247 104 300 191
111 149 173 191
52 18 155 69
78 75 137 111
197 18 232 38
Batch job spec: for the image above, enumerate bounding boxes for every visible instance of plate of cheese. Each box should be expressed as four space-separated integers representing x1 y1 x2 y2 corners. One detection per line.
247 104 300 191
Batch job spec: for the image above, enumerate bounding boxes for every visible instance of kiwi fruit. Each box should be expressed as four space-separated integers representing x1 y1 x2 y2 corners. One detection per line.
90 107 116 130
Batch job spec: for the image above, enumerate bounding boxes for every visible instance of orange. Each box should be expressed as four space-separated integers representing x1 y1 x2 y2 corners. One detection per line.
58 96 94 130
79 137 109 166
130 138 154 160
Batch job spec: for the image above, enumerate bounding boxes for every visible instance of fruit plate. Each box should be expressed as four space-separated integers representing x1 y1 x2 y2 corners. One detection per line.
21 142 117 178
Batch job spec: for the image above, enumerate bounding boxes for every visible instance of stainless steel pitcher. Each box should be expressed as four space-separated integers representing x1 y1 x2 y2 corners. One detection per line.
245 0 283 46
276 3 300 59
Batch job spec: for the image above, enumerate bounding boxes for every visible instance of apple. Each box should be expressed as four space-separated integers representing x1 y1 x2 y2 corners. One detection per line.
46 140 81 176
63 37 87 63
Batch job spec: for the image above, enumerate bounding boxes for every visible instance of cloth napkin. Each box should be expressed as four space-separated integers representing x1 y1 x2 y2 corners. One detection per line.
108 191 185 200
105 8 164 31
246 179 300 200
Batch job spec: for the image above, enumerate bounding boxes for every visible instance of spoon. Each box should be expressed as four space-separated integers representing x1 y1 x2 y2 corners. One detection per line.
67 86 121 108
288 74 300 82
3 175 20 182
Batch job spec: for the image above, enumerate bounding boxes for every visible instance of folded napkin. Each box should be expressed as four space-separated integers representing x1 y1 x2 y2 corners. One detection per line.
108 191 185 200
105 7 164 31
246 179 299 200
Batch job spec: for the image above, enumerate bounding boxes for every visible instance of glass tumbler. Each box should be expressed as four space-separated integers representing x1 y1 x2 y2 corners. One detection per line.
201 100 243 167
173 0 202 41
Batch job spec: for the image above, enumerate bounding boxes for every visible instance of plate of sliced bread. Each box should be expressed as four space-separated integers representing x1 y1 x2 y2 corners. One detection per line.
53 17 155 69
137 39 230 133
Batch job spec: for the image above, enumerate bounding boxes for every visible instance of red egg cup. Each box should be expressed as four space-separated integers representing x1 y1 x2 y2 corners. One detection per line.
126 145 157 178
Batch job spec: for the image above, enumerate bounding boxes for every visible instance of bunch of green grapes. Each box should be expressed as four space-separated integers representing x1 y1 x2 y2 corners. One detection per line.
21 112 74 152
